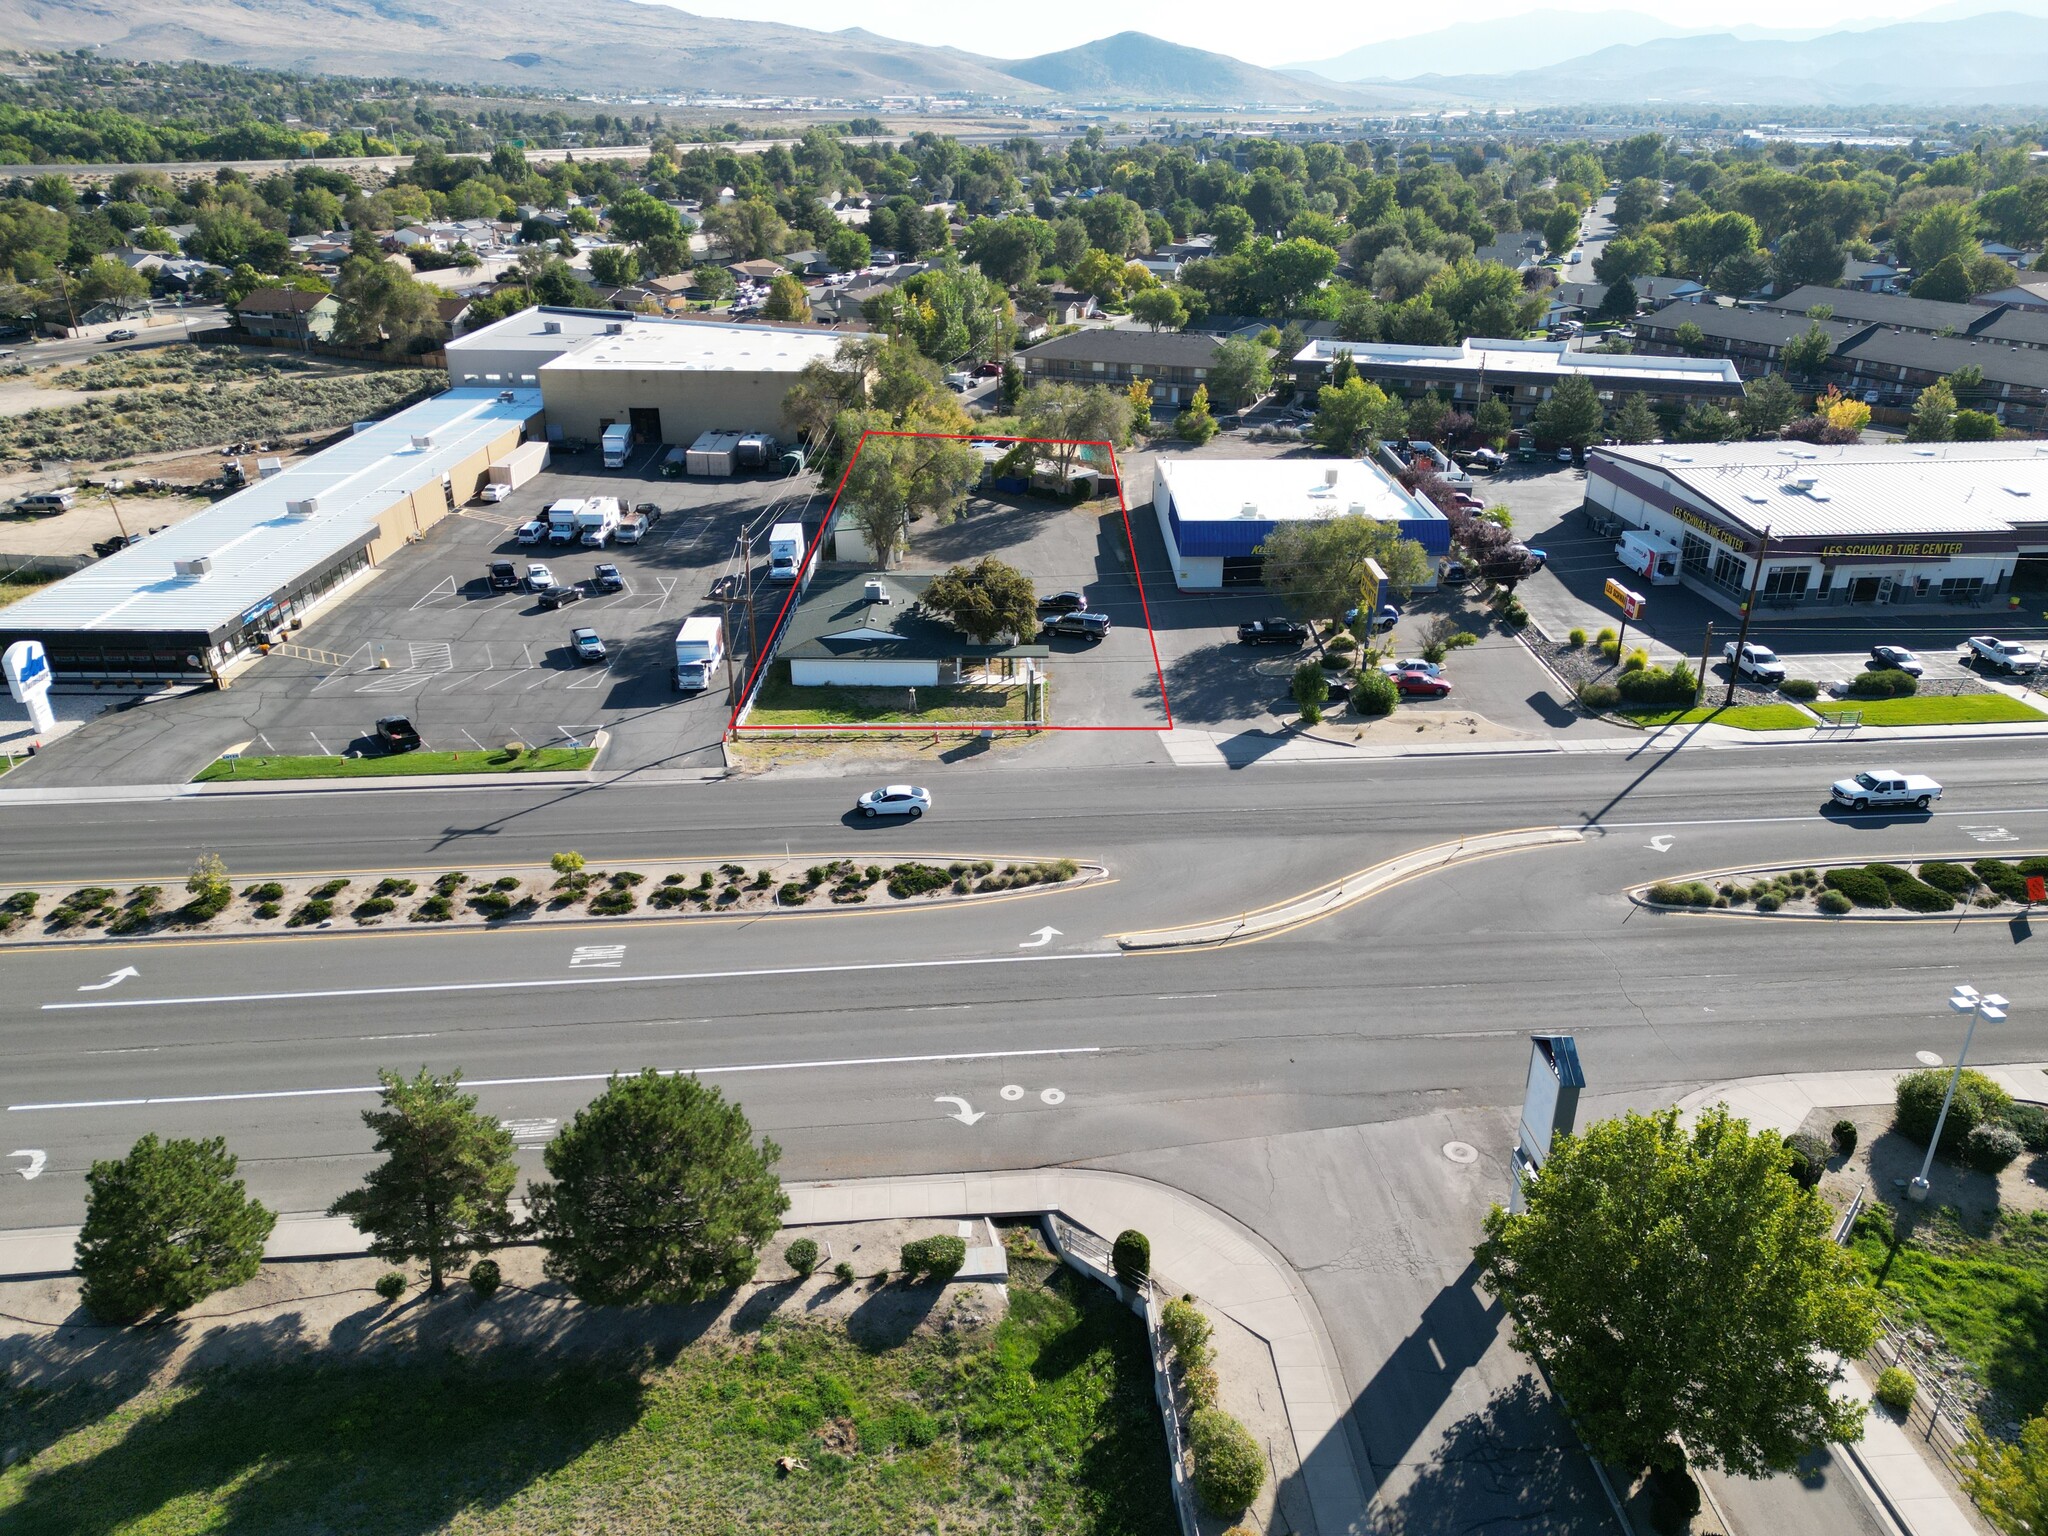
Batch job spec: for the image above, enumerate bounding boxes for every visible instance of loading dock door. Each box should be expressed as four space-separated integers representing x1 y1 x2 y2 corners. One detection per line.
629 407 662 444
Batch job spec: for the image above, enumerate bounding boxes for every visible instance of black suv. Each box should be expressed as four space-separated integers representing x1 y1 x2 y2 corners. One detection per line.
487 560 520 591
1037 589 1087 614
1238 619 1308 646
592 563 625 592
1043 610 1111 641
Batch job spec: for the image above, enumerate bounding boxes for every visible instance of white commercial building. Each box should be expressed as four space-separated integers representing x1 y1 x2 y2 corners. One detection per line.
1152 457 1451 591
1586 440 2048 613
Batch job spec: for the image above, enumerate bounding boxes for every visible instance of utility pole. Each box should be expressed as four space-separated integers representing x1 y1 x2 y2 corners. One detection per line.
1723 525 1771 707
1696 622 1714 706
738 526 761 674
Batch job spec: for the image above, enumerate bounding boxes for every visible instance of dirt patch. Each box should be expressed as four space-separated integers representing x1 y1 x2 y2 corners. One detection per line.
1312 708 1540 745
1803 1103 2048 1226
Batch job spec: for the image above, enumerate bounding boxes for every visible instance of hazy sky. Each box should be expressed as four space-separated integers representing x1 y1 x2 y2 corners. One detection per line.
650 0 1957 66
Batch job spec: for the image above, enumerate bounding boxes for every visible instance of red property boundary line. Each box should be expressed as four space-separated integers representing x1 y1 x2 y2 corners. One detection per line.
725 430 1172 736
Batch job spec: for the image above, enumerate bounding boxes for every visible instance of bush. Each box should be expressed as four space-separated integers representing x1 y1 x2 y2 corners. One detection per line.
1754 892 1782 912
1647 881 1716 907
1973 859 2029 901
372 877 416 899
1832 1119 1859 1157
1185 1363 1221 1409
243 881 285 902
374 1270 407 1302
410 895 454 922
1351 667 1398 716
784 1237 821 1277
1325 632 1357 656
1577 681 1621 710
1780 677 1819 701
1599 638 1622 661
1621 648 1648 673
1596 627 1616 645
886 862 952 899
1112 1228 1151 1289
1876 1366 1918 1412
1616 661 1699 705
1895 1067 2013 1157
468 1258 501 1298
1190 1409 1266 1515
1647 1465 1702 1535
1824 867 1892 908
1162 1295 1214 1364
899 1235 967 1281
1817 889 1854 915
1784 1132 1829 1189
833 1260 856 1285
1567 627 1587 647
1919 861 1978 895
588 884 637 915
352 896 396 923
1849 668 1918 698
1968 1122 2024 1173
287 898 334 926
776 882 809 907
2007 1102 2048 1153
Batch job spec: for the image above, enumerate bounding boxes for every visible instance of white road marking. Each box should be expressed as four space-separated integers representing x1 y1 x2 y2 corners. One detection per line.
256 732 276 752
41 950 1122 1013
410 575 457 611
501 1116 558 1147
10 1046 1104 1113
308 732 330 755
934 1095 985 1125
564 666 610 691
434 670 487 692
10 1150 46 1180
1647 835 1675 852
1000 1084 1026 1100
359 1032 438 1041
459 728 487 751
77 967 139 992
410 641 454 672
481 668 533 691
570 945 626 969
1019 925 1060 948
1964 826 2019 843
1039 1087 1065 1105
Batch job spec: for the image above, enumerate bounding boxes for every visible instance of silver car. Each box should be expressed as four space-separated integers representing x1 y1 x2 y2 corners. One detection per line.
857 784 931 819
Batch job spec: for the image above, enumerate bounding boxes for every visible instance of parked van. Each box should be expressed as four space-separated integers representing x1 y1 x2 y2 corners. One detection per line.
674 616 724 692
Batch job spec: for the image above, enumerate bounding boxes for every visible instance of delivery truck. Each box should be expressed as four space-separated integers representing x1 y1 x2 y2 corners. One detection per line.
577 496 622 547
601 423 632 469
674 616 724 693
767 521 806 581
545 497 585 545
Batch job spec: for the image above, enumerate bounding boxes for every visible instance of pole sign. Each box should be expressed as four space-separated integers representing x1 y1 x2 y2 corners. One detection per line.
3 638 56 735
2029 875 2046 905
1603 578 1646 621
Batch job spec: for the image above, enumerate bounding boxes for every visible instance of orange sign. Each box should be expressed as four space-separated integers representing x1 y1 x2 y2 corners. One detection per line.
1603 579 1646 621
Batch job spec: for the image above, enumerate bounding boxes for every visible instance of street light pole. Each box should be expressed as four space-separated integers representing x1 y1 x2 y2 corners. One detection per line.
1909 984 2007 1202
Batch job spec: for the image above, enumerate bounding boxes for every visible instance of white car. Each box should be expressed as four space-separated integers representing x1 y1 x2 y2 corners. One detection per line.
857 784 931 819
478 482 511 503
1723 640 1787 684
525 562 555 591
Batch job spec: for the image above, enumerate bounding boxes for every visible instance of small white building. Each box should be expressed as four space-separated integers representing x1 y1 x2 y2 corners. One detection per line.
779 569 1047 688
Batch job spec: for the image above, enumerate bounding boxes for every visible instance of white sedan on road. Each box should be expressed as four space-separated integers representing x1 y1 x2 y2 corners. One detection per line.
857 784 931 819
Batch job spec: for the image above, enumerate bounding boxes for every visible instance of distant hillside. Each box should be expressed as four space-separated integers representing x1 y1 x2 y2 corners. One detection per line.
1292 10 1692 83
1001 31 1368 104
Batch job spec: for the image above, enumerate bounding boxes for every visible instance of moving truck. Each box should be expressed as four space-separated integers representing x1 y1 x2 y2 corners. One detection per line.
686 430 742 476
1615 529 1679 585
545 497 584 545
674 616 724 692
486 440 550 492
577 496 622 547
601 423 632 469
768 521 806 581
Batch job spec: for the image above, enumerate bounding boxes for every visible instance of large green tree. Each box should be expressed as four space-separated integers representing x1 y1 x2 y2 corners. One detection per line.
332 254 441 350
529 1070 789 1305
924 557 1037 643
1312 376 1404 455
1207 336 1273 411
1780 321 1835 383
1476 1107 1876 1477
1966 1412 2048 1536
1018 380 1134 483
1607 394 1660 444
1907 378 1958 442
1129 286 1188 332
1772 225 1847 293
1739 374 1799 438
1259 514 1430 621
834 410 983 564
77 1134 274 1324
327 1068 520 1295
1542 204 1581 257
1532 375 1604 448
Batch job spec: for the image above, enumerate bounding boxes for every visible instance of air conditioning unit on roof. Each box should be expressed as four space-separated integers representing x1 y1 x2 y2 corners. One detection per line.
286 496 319 518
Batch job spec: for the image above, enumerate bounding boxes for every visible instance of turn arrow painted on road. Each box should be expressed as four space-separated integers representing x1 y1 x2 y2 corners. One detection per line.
933 1096 985 1126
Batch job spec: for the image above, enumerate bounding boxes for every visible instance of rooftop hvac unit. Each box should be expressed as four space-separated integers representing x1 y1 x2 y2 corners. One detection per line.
173 556 212 578
1790 475 1816 490
542 320 562 334
604 321 625 335
864 577 889 605
1324 467 1340 486
1347 502 1367 515
286 496 319 518
498 389 516 402
1238 501 1259 518
257 457 283 479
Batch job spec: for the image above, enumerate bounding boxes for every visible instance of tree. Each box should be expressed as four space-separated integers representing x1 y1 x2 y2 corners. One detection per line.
1739 374 1799 438
1069 247 1127 306
1175 383 1218 444
1908 378 1958 442
1671 211 1761 279
1260 514 1430 621
1671 320 1706 354
1594 233 1665 287
1476 1107 1876 1477
705 197 789 260
1209 204 1254 255
836 417 983 564
1313 376 1399 455
1292 662 1328 723
1712 248 1774 298
1608 394 1660 444
1425 258 1540 339
825 227 871 273
1532 375 1603 449
1773 225 1846 293
1906 200 1982 273
1965 1411 2048 1536
1474 398 1512 448
924 557 1036 644
763 272 811 322
1129 286 1188 332
606 189 683 245
328 1068 519 1295
1018 381 1134 484
1597 280 1639 322
1910 253 1975 304
587 245 640 288
1125 376 1152 431
75 255 149 307
1816 386 1870 436
77 1134 274 1325
332 255 441 352
1542 204 1581 257
529 1070 789 1305
637 234 689 279
964 214 1052 286
1208 336 1272 412
693 263 736 303
1954 408 2001 441
1676 403 1738 442
1781 322 1835 383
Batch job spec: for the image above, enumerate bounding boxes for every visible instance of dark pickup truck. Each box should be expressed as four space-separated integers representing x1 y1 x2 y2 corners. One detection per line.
1237 618 1308 646
374 716 422 752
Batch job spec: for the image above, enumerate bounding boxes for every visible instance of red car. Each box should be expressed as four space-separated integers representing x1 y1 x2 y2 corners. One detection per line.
1394 668 1452 698
976 360 1003 377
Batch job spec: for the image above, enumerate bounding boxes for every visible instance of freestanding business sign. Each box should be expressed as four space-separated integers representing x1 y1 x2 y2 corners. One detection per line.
2 638 55 735
1510 1034 1585 1213
1603 579 1647 655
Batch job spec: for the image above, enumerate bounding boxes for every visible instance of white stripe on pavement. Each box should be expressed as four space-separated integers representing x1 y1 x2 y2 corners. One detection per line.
8 1045 1103 1112
41 949 1121 1012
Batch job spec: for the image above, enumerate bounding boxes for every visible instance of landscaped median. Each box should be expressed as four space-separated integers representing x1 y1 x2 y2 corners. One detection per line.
0 849 1101 944
193 745 599 782
1632 853 2048 918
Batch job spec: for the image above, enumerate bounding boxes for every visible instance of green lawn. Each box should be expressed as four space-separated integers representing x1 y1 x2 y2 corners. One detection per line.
1813 694 2048 727
1848 1207 2048 1421
193 747 597 782
0 1262 1174 1536
1621 704 1814 731
748 666 1031 728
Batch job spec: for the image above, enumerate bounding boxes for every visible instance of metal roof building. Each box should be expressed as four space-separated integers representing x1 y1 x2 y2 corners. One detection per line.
0 387 541 686
1587 440 2048 614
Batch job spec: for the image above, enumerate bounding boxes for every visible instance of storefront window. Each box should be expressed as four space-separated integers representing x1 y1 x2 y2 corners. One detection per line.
1762 568 1810 600
1710 548 1748 593
1940 576 1985 603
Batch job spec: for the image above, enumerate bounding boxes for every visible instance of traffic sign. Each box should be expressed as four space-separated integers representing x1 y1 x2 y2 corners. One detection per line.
1603 579 1646 621
2028 875 2046 905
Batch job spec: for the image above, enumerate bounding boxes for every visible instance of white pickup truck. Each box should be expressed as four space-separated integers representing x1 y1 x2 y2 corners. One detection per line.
1830 769 1943 813
1965 635 2044 674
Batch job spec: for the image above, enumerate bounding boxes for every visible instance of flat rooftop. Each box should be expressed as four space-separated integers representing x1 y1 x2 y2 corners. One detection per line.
1157 457 1443 526
1296 336 1743 388
3 387 541 638
447 306 843 384
1595 440 2048 540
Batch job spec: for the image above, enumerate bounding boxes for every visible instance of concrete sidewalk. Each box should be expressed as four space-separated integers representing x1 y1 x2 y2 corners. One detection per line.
0 1166 1375 1536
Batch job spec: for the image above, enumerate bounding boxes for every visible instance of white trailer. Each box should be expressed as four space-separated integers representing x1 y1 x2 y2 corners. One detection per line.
674 616 724 692
486 439 550 489
601 423 632 469
577 496 623 547
767 521 806 581
686 430 743 476
545 497 585 545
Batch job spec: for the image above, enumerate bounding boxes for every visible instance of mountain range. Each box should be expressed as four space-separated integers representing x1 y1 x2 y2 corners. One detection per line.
4 0 2048 109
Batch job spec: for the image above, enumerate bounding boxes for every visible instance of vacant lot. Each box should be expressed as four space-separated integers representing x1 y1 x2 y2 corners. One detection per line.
748 666 1031 727
0 1260 1172 1536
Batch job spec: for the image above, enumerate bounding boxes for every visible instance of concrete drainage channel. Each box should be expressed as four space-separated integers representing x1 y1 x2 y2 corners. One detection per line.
1115 828 1584 950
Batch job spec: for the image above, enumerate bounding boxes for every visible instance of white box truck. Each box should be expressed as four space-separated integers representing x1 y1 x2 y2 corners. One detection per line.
486 439 550 492
601 423 632 469
767 521 806 581
545 497 584 545
578 496 623 547
1616 529 1680 585
686 430 742 476
674 616 724 692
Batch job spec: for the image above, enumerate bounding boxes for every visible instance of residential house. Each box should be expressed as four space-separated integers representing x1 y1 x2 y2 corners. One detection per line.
1042 285 1099 327
782 249 832 277
779 568 1047 688
1973 277 2048 312
233 287 341 344
727 257 790 285
1019 329 1227 409
435 296 473 338
1472 232 1550 271
1841 258 1904 293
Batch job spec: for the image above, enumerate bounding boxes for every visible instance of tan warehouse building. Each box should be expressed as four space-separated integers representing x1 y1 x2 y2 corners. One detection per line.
444 308 845 451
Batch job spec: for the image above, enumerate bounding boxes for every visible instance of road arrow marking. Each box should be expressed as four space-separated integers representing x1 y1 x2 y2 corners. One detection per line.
1019 927 1061 948
77 967 139 992
1646 836 1675 852
933 1095 985 1126
10 1150 46 1180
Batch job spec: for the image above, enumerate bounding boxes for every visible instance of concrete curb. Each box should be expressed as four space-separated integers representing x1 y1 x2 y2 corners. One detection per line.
1116 826 1583 950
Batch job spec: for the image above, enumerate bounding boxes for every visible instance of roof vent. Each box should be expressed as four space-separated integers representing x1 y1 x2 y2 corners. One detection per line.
173 556 212 579
1324 467 1340 486
410 433 435 450
498 389 516 403
541 320 562 334
257 457 282 479
1239 501 1259 518
604 321 625 335
2007 484 2033 496
1790 475 1816 491
285 496 319 518
864 577 889 605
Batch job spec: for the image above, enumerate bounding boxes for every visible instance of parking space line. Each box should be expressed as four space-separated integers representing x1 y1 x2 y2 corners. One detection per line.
459 727 487 751
409 575 457 611
256 732 276 752
409 641 454 672
524 671 553 690
481 668 534 691
308 731 329 754
565 666 611 691
434 670 486 692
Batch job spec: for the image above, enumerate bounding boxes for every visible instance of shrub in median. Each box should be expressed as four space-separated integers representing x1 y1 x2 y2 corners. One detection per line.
1967 1122 2024 1173
1190 1408 1266 1515
1864 863 1954 913
1577 681 1621 710
1615 661 1698 705
886 862 952 899
352 896 396 923
1646 881 1716 907
1919 861 1978 895
1817 890 1854 915
1895 1067 2012 1158
1823 867 1892 909
1876 1366 1917 1412
1973 859 2030 901
1567 627 1587 647
783 1237 820 1277
1351 667 1398 717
